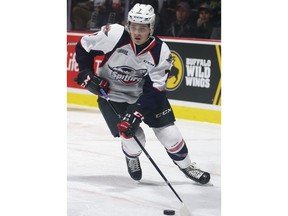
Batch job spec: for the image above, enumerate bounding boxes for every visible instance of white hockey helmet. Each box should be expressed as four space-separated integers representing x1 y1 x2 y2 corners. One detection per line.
127 3 156 36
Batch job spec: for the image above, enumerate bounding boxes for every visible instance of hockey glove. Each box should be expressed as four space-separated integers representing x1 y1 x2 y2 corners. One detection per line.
74 69 109 96
117 105 144 139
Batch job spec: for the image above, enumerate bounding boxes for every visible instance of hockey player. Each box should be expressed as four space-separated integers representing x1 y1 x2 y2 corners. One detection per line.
74 3 210 184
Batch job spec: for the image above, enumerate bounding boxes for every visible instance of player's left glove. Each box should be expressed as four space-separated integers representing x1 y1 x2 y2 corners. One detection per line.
74 69 109 96
117 105 144 139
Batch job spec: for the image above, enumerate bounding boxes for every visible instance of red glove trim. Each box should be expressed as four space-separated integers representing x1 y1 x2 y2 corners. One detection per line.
117 122 131 139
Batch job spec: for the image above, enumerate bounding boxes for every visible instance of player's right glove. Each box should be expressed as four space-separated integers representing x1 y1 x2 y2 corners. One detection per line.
117 105 144 139
74 69 109 96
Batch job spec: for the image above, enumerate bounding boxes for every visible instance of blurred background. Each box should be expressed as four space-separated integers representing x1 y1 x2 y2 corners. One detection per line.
67 0 221 40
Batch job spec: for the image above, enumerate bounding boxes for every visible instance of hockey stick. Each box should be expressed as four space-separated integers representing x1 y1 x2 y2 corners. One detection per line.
99 89 191 216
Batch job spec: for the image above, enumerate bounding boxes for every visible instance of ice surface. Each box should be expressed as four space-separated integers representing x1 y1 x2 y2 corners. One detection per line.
67 108 221 216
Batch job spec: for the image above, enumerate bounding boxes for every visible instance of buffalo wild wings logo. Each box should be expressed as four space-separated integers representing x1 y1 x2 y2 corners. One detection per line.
108 65 147 85
166 51 184 91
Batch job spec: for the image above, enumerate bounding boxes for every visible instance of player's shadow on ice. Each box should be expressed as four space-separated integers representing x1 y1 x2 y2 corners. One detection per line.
139 179 213 187
68 175 210 193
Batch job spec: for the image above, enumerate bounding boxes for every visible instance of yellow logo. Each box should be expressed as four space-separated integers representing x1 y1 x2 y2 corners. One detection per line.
166 51 184 91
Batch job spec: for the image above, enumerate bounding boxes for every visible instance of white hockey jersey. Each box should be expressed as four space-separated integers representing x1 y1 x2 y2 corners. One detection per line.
76 24 173 111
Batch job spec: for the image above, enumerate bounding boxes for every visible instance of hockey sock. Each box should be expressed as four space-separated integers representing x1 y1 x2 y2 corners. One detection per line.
166 141 188 161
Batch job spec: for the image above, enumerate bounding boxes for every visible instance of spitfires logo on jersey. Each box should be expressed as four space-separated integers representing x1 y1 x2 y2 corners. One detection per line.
108 65 147 85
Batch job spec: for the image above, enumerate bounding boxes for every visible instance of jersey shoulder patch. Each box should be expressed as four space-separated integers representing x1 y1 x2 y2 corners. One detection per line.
81 24 125 54
101 24 124 39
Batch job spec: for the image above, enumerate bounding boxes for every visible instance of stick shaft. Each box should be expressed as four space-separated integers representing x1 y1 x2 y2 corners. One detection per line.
100 89 184 203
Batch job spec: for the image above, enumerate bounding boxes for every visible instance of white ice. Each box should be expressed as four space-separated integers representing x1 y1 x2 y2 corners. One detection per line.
67 108 221 216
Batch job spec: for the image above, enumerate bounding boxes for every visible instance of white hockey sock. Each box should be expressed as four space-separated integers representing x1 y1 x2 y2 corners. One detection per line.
174 155 192 169
121 127 145 157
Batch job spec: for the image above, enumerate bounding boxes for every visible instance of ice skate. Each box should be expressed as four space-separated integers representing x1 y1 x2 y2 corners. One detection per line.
177 162 210 184
174 155 210 184
126 157 142 181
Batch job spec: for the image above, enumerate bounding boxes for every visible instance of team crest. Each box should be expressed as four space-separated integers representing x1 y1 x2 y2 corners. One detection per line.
108 65 147 85
166 54 174 64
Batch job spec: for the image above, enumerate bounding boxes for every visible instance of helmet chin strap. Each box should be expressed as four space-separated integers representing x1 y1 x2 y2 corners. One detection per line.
139 35 152 45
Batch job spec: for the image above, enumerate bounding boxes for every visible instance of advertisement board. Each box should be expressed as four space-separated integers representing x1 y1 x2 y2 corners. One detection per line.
165 40 221 106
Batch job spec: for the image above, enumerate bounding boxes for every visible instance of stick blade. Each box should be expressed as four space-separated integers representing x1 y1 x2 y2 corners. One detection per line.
179 203 192 216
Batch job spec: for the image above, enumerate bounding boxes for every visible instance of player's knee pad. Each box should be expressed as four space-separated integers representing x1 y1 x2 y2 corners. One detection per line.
121 127 146 158
153 124 188 161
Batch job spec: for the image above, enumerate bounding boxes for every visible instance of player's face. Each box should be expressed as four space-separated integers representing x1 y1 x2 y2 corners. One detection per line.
129 23 150 45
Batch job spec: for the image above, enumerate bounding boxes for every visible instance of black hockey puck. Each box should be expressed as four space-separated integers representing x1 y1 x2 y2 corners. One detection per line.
163 209 175 215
